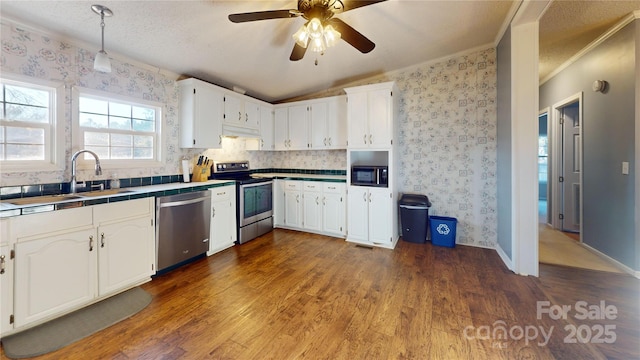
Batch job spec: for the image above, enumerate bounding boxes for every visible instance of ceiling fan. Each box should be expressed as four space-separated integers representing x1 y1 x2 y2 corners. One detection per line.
228 0 387 61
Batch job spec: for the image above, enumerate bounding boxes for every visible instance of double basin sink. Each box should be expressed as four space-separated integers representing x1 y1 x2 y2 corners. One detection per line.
5 188 134 206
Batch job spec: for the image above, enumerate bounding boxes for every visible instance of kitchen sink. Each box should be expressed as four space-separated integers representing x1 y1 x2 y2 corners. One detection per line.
5 194 84 205
78 189 134 197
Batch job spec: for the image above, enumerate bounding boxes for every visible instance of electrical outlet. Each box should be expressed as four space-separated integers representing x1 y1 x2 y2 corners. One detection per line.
622 162 629 175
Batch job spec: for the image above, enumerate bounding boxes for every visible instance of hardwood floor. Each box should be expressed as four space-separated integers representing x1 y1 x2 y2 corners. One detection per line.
3 229 638 359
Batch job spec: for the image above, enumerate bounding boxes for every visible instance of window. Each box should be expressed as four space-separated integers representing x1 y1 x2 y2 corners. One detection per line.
0 77 62 171
75 89 162 167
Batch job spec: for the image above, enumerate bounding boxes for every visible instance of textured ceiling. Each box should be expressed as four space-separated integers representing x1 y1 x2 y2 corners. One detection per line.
0 1 638 102
539 0 640 81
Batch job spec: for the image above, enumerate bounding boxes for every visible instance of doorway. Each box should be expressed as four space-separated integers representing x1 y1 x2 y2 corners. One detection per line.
538 111 549 224
556 99 581 235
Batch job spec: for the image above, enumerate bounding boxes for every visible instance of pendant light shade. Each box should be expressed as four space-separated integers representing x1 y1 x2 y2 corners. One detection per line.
92 5 113 73
291 17 341 54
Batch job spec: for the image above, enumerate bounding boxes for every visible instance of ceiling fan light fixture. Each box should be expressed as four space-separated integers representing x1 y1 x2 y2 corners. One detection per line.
307 18 324 39
323 24 341 47
309 36 326 53
293 24 310 48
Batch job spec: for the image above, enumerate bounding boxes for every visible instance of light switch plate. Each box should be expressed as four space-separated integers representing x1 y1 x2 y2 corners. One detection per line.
622 162 629 175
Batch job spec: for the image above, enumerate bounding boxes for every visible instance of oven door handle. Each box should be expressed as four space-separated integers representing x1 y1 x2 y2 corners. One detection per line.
159 197 209 208
240 181 273 188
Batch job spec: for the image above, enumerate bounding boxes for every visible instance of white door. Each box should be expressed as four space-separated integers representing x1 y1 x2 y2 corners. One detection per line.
284 189 302 227
347 186 369 242
327 96 347 149
274 108 289 150
288 105 309 150
368 88 392 148
323 191 345 236
561 102 581 233
0 243 13 335
14 229 97 327
223 94 243 126
193 83 223 149
368 187 393 244
309 101 329 149
211 197 235 253
98 217 153 296
347 91 368 148
260 105 274 150
303 190 322 231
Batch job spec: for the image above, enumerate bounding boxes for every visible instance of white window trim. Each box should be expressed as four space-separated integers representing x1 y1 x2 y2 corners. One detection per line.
0 74 65 173
72 86 164 171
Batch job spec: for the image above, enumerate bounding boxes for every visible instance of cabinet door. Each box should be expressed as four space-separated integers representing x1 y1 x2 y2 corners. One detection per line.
327 96 347 149
211 200 235 254
97 216 154 296
244 100 261 130
0 243 13 335
309 102 329 149
14 229 97 328
323 191 345 236
347 91 369 149
368 88 392 148
287 104 309 150
179 80 223 149
368 187 393 244
284 188 302 228
259 105 274 150
274 108 289 150
223 94 243 126
347 186 369 242
273 180 285 226
302 184 322 231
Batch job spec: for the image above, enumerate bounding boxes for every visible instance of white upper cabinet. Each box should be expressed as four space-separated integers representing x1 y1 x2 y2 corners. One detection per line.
178 78 224 149
346 82 396 149
259 105 274 150
274 107 289 150
222 93 261 137
287 104 309 150
223 93 244 127
243 100 262 130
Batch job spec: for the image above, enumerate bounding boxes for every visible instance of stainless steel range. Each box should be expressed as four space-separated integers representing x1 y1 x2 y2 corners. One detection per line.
210 161 273 244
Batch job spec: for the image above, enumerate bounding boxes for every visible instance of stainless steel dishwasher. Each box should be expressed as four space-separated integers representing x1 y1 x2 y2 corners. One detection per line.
156 190 211 273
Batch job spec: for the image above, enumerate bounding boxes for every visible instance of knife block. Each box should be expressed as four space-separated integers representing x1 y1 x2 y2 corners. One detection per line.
191 164 210 182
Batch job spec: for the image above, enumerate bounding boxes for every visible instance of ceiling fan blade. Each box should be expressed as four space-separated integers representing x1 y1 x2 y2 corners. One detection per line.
342 0 387 12
329 18 375 53
290 43 307 61
228 10 297 23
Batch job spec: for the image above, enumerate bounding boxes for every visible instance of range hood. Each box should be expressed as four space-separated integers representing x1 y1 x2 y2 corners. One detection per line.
222 124 260 139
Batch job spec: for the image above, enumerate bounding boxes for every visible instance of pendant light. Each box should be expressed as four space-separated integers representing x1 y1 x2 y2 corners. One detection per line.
91 4 113 73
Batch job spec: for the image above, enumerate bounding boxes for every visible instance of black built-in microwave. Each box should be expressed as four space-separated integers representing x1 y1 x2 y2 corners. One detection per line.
351 165 388 187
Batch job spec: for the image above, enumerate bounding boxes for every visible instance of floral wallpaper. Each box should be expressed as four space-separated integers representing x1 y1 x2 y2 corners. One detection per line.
1 18 497 248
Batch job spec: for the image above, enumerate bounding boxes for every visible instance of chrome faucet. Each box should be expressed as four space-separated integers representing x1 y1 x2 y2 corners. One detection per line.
70 150 102 193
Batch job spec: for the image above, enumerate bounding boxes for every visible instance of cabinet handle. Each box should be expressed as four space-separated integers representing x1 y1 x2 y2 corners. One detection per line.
212 207 216 218
363 192 367 202
368 193 372 202
369 134 373 144
363 134 367 144
322 197 326 206
89 235 94 252
316 196 319 205
238 111 242 121
324 138 327 146
328 137 332 146
261 139 264 148
0 255 5 274
219 135 222 145
217 192 226 195
296 194 300 203
100 232 105 248
245 113 248 122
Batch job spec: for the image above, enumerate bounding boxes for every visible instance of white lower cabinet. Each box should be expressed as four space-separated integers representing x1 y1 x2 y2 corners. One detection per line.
347 186 393 246
208 185 237 255
0 241 13 335
275 180 346 238
9 198 155 332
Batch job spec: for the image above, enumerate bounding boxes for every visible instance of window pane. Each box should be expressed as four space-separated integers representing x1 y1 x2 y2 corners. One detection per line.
111 147 132 159
6 144 44 160
79 97 108 114
84 132 109 146
80 113 108 128
0 126 4 143
133 119 154 132
5 104 48 123
134 147 153 159
111 133 132 147
109 102 131 117
132 106 155 120
5 85 49 107
134 135 153 147
6 126 44 144
109 116 131 130
85 146 109 159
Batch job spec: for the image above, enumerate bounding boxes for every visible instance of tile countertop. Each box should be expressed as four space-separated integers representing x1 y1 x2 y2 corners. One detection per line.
0 180 234 217
252 173 347 182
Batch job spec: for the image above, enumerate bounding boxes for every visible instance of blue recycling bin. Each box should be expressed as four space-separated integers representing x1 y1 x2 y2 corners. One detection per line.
429 216 457 247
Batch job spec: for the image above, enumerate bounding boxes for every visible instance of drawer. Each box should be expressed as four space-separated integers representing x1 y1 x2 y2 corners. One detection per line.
323 183 345 194
284 181 301 191
93 197 153 223
303 182 321 192
210 185 234 201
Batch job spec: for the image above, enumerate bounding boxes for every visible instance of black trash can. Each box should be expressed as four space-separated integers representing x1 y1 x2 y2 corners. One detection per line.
399 194 432 243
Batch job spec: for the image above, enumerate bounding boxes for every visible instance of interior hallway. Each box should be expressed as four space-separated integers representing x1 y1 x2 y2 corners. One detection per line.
538 199 623 274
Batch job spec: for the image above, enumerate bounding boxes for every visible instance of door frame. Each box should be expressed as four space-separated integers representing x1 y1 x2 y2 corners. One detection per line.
550 92 583 238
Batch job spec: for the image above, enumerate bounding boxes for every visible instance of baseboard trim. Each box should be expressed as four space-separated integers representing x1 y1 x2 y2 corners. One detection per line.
580 242 640 279
495 243 514 272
